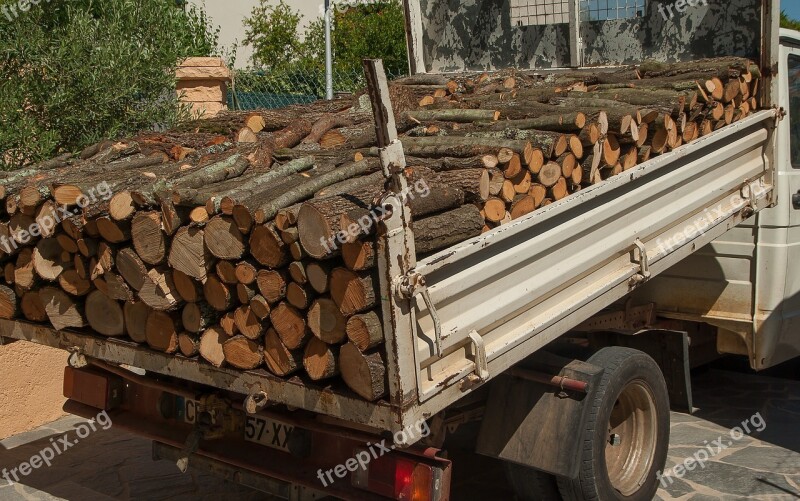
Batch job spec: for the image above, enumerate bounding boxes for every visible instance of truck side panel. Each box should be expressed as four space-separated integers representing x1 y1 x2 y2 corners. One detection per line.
412 0 760 72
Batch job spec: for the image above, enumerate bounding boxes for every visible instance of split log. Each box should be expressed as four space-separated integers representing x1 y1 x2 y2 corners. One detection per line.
205 216 246 260
222 336 264 370
40 286 86 331
233 305 265 340
138 268 182 311
32 238 66 281
342 241 376 271
131 211 166 265
172 269 202 303
303 337 340 380
270 302 310 350
169 226 213 280
264 327 303 377
340 343 387 401
0 285 18 319
330 269 377 316
286 282 314 310
199 326 227 367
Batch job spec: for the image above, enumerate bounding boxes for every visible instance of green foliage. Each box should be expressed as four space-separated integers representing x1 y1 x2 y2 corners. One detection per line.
0 0 221 169
243 0 304 71
781 11 800 31
240 0 407 94
305 1 408 78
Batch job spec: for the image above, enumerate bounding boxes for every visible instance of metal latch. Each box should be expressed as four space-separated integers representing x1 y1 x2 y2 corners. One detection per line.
460 331 490 391
629 238 651 286
398 272 445 357
468 330 489 380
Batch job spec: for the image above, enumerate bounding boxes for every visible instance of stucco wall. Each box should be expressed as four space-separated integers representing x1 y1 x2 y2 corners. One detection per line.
0 341 66 439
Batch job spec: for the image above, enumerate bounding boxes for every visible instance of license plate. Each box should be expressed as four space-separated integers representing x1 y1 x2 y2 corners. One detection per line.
244 415 295 453
182 399 217 425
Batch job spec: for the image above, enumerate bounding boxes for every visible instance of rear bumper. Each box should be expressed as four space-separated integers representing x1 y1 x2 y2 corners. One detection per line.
63 365 451 501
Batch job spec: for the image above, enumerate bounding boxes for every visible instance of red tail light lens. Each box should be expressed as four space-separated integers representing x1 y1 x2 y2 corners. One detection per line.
352 448 436 500
394 458 433 500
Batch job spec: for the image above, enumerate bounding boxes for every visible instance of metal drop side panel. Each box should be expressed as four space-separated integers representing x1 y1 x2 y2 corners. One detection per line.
382 110 776 426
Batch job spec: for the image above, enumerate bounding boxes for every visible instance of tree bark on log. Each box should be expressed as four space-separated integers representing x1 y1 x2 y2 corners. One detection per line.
414 205 484 255
346 311 384 352
340 343 387 401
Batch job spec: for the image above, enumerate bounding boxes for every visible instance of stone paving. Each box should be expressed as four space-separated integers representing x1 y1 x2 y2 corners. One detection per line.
654 369 800 501
0 368 797 500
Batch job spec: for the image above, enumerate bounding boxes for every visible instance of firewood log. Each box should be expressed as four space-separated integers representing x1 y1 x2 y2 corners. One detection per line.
223 336 264 370
264 327 303 377
303 337 340 380
131 211 166 265
199 326 227 367
346 311 384 352
340 343 387 401
270 301 310 350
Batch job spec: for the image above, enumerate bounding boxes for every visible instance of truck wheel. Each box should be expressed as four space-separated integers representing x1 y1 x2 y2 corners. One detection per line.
557 347 669 501
505 462 562 500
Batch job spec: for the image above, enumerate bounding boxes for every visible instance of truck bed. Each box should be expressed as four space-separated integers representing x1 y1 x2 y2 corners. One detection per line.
1 109 777 439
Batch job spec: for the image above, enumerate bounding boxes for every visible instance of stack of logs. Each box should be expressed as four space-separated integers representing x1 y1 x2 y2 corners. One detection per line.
0 57 762 402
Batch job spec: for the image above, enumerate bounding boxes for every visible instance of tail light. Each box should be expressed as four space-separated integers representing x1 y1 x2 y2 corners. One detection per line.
351 448 439 500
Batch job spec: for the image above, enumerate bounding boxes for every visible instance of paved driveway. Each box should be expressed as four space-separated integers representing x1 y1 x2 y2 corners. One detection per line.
0 368 798 500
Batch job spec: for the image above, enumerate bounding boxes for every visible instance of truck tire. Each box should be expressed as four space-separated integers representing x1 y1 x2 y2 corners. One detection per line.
505 462 562 500
557 347 669 501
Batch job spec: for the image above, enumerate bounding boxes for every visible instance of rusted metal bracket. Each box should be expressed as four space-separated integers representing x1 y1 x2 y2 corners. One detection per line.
629 238 651 286
363 58 417 273
398 272 445 356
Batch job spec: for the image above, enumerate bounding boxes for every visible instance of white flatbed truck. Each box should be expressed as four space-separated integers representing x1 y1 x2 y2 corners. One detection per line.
1 1 797 499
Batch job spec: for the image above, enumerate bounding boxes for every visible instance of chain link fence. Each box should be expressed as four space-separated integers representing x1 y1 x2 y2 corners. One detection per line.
228 68 407 110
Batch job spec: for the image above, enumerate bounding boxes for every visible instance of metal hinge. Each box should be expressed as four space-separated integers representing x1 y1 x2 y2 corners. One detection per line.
398 272 445 357
629 238 651 286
